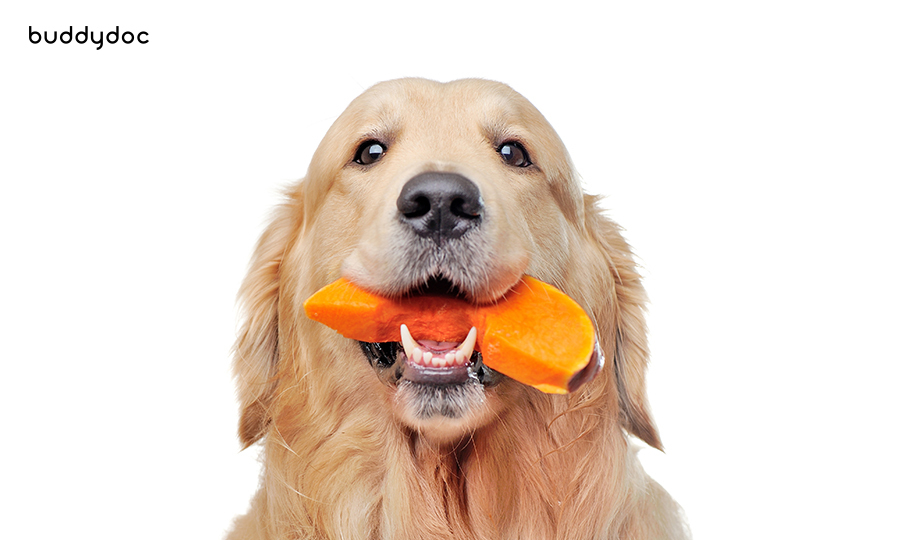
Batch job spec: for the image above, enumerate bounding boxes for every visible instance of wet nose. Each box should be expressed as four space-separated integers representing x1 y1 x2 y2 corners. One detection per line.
396 172 483 242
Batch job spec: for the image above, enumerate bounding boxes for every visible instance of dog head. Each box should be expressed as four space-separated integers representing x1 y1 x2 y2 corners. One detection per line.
233 78 661 448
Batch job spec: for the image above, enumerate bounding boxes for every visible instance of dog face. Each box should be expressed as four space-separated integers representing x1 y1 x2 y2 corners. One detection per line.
317 79 576 303
235 78 660 448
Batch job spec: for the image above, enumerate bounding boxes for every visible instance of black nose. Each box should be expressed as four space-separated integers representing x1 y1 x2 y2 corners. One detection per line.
397 172 483 241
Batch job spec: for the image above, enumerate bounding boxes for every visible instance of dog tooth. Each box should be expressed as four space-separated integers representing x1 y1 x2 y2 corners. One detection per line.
459 327 477 362
400 324 418 360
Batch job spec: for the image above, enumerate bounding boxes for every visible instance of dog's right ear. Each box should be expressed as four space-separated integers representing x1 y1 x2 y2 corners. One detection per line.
233 194 299 448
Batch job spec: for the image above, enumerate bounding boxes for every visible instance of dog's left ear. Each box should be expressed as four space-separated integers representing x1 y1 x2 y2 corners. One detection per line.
583 194 663 451
233 196 299 448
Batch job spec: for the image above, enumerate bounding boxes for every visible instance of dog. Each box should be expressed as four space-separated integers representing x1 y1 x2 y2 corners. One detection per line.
228 78 688 539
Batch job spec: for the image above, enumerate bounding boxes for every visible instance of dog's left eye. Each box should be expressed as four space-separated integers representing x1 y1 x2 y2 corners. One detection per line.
354 140 387 165
498 141 532 167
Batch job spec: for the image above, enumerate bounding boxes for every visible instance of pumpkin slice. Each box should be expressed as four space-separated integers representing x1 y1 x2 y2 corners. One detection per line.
303 276 599 393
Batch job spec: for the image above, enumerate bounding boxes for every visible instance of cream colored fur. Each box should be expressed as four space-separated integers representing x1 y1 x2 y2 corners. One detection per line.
229 78 688 539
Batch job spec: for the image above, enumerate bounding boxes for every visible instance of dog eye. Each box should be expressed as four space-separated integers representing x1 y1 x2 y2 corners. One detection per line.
354 140 387 165
498 141 531 167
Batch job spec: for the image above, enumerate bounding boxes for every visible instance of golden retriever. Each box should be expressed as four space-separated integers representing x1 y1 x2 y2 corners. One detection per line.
229 78 688 539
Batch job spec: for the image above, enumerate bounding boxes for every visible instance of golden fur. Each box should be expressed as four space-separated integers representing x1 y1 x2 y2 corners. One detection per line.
229 78 688 539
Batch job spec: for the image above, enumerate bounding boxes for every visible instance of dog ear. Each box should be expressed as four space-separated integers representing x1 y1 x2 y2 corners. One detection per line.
583 194 663 451
233 196 299 448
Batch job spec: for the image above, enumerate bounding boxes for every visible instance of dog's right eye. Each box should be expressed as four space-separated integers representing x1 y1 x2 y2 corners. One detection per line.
354 140 387 165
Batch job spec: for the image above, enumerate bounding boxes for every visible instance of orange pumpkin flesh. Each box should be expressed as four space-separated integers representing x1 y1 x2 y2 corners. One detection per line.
303 276 598 394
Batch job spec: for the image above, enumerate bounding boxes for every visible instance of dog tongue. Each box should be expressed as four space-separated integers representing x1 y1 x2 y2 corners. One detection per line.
303 276 601 393
418 339 457 351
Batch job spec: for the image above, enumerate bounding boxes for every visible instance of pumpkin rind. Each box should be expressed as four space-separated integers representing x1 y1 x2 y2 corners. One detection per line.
302 276 596 394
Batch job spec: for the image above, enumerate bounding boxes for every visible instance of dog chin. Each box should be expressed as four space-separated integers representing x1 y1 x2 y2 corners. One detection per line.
359 330 504 443
393 380 497 443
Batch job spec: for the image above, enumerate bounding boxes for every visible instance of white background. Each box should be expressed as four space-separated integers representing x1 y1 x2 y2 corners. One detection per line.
2 1 898 538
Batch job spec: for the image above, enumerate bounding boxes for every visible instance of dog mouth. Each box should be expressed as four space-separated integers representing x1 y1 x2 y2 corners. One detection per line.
359 327 500 388
358 276 502 389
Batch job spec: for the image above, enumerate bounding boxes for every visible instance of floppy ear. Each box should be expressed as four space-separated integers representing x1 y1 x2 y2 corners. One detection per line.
584 194 663 451
233 197 298 448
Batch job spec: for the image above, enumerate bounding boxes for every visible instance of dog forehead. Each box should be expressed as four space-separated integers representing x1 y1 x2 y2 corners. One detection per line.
343 78 539 141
